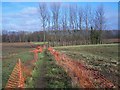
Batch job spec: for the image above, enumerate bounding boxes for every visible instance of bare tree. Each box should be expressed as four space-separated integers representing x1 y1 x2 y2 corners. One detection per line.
83 5 94 44
69 4 74 30
94 4 106 43
61 8 67 31
46 9 52 46
88 6 94 30
84 5 88 31
47 13 51 31
50 2 61 46
69 4 83 45
78 7 83 30
69 4 78 30
39 2 48 44
84 5 92 31
51 2 61 31
75 5 79 30
95 4 106 30
60 6 68 45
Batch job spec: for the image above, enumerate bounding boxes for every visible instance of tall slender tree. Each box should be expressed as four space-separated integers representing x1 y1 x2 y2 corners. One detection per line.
94 4 105 30
51 2 61 31
95 4 106 43
78 7 83 30
39 2 48 44
50 2 61 46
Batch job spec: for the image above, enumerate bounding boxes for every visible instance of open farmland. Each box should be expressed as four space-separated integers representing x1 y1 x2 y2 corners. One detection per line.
2 43 72 88
2 42 119 88
2 1 119 89
54 44 119 87
2 43 35 87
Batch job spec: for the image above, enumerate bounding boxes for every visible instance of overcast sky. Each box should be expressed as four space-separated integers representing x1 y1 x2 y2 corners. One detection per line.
2 2 118 32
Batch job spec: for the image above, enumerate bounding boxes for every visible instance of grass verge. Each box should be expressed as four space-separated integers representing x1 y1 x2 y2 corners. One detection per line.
25 50 72 88
2 51 34 88
2 43 35 88
45 50 72 88
25 53 44 88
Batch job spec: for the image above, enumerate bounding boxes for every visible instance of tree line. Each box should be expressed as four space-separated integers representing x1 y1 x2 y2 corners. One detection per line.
2 2 119 46
38 3 106 44
2 30 119 45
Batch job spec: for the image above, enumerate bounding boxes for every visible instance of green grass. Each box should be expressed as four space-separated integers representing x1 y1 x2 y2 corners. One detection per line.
2 43 34 88
45 51 72 88
26 50 72 88
54 44 119 86
32 42 48 45
54 43 119 60
54 43 118 49
26 53 44 88
2 51 34 88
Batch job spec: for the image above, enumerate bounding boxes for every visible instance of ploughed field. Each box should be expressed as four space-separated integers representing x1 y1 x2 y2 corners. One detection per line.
54 44 119 86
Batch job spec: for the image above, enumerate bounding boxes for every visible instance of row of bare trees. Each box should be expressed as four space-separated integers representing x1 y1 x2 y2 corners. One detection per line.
2 3 119 45
39 3 105 31
38 3 106 45
2 30 119 45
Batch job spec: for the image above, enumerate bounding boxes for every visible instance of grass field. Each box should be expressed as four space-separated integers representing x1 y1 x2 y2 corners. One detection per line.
2 43 119 88
2 42 72 88
26 50 72 88
54 44 119 86
2 43 34 87
32 42 48 45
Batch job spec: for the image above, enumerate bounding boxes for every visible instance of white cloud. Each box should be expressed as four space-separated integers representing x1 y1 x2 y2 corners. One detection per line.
20 7 39 15
3 23 20 30
2 6 42 31
25 18 40 25
3 7 39 18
